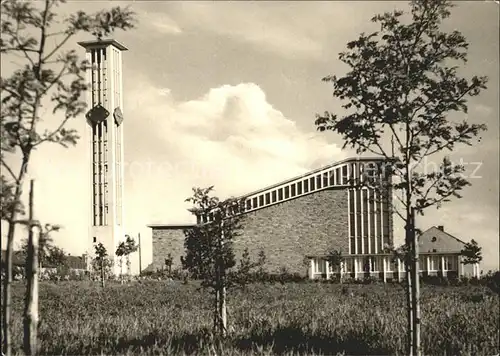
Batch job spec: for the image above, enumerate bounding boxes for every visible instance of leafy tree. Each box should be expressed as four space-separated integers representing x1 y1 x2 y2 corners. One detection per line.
164 253 173 275
256 249 267 280
325 249 345 283
92 243 112 288
20 224 65 269
181 186 259 337
315 1 488 354
0 1 136 354
460 239 482 265
115 241 127 282
124 235 138 277
116 236 138 282
232 248 265 289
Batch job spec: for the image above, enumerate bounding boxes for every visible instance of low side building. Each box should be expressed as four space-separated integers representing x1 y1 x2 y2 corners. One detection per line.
416 225 480 278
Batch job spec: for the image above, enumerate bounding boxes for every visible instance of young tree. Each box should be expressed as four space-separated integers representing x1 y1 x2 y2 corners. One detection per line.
325 249 345 283
164 253 173 275
315 1 488 354
256 249 267 280
92 243 112 288
182 186 258 337
1 1 136 354
460 239 482 265
124 235 138 278
232 248 265 289
115 241 126 283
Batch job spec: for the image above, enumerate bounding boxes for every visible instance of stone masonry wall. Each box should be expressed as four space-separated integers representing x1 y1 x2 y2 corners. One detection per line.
150 188 348 276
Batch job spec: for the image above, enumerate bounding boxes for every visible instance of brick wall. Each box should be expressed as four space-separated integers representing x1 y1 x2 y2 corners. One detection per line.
150 188 348 275
148 228 187 272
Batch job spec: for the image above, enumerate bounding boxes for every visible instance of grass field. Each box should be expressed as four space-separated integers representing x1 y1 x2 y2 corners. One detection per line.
9 281 499 355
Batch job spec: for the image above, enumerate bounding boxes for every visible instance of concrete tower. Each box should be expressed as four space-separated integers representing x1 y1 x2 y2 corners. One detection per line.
78 39 127 275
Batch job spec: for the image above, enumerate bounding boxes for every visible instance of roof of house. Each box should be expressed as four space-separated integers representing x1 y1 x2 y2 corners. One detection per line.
232 156 386 200
148 156 388 228
147 224 195 230
418 226 466 254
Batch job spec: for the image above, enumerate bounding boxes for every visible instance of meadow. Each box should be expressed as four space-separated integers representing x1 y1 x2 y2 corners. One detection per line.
9 280 499 355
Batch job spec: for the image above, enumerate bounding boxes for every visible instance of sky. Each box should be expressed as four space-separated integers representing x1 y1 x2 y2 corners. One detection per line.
1 1 499 273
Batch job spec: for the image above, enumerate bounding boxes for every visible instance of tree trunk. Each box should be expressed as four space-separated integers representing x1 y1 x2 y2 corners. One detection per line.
119 258 123 284
405 223 414 356
2 221 15 356
100 261 105 288
23 180 38 356
218 219 227 337
2 176 24 356
410 208 421 356
213 288 219 334
138 233 142 276
126 256 131 281
219 284 227 337
340 261 344 284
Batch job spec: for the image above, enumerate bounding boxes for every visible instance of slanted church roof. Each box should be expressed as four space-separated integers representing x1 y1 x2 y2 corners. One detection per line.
418 226 466 254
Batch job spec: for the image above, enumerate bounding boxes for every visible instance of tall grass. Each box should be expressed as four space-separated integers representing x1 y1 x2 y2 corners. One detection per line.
9 281 499 355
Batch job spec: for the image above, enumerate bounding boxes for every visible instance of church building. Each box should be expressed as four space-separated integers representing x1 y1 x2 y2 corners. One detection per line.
148 156 399 280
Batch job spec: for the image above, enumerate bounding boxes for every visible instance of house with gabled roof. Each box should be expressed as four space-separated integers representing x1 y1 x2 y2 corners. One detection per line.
416 225 480 278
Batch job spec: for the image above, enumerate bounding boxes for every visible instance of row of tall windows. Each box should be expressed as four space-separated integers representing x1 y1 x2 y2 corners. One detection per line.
202 160 388 223
91 48 108 226
348 187 391 255
113 48 123 226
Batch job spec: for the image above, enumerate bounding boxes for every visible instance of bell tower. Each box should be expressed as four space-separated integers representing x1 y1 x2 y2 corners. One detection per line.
79 39 127 275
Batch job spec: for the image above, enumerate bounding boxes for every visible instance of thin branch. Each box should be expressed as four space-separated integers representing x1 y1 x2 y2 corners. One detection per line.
0 47 38 54
388 123 405 155
13 22 36 69
45 30 66 38
418 176 440 205
39 62 68 97
425 127 480 156
412 83 478 143
393 206 406 221
41 33 73 63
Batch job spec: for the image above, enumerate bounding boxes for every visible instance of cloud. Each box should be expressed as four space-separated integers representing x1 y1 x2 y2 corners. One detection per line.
125 81 346 211
473 103 493 115
138 10 182 35
161 2 406 60
165 2 327 59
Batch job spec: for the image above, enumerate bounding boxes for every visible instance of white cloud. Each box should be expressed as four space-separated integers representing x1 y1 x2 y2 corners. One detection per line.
473 103 493 115
138 10 182 35
126 81 346 200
